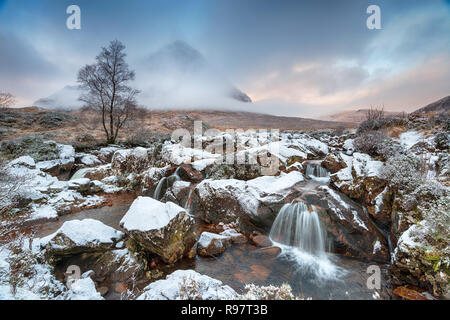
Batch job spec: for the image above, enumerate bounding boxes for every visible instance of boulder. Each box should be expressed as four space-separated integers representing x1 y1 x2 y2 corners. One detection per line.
314 185 390 262
111 147 151 175
38 219 124 264
194 171 304 234
391 223 449 298
120 197 196 264
197 232 232 256
328 152 389 226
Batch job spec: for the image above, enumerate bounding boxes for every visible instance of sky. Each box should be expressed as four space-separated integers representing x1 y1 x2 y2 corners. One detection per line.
0 0 449 118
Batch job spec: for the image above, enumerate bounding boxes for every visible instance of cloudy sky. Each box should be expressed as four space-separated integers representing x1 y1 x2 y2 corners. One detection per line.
0 0 449 118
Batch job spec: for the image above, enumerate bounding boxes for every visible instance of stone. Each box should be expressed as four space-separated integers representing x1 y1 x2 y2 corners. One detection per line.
251 234 272 247
197 232 232 257
114 283 127 294
120 197 196 264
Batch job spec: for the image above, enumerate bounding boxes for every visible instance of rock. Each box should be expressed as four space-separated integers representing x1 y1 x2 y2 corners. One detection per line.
220 229 247 244
177 164 204 182
111 147 151 175
96 146 121 163
194 171 304 234
328 152 389 226
321 152 348 173
391 223 449 297
315 185 390 262
120 197 196 264
197 232 232 256
97 286 109 296
38 219 124 264
137 270 238 300
393 286 429 300
84 164 113 181
250 234 272 247
250 246 281 259
114 283 127 294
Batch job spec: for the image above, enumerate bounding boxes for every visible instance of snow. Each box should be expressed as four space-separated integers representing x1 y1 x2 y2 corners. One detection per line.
191 158 218 171
197 232 229 249
80 154 101 166
67 278 103 300
373 240 382 254
319 186 350 209
9 156 35 168
196 171 304 215
38 219 123 248
120 197 187 232
352 153 383 177
29 205 58 220
343 139 355 155
351 210 368 231
399 131 423 149
137 270 237 300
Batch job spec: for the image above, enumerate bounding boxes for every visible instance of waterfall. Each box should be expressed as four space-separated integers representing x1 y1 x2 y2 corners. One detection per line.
270 202 326 256
184 188 194 212
153 177 168 200
70 168 92 180
153 167 182 201
305 163 329 178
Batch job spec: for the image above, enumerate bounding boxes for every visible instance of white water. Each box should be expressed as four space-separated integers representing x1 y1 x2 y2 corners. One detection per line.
270 202 326 256
153 167 182 200
70 168 92 180
305 163 329 179
270 201 344 280
184 188 194 212
153 177 168 200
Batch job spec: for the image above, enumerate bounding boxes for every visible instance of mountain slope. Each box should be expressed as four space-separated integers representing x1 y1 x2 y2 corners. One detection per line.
411 95 450 116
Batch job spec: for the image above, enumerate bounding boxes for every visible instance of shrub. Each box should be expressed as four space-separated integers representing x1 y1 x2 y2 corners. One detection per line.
0 135 60 161
381 153 425 192
353 130 387 156
420 195 450 242
125 130 170 147
238 283 306 300
72 133 99 152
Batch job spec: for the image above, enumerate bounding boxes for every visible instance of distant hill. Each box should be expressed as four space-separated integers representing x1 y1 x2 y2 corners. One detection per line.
320 109 404 123
411 95 450 116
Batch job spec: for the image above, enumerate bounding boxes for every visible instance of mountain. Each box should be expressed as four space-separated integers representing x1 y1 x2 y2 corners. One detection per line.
320 109 404 123
35 41 251 110
137 40 252 106
34 85 84 110
411 95 450 116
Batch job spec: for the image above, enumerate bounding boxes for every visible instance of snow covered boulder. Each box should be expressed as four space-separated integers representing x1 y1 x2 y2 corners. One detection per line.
111 147 151 175
392 223 449 297
39 219 124 264
96 146 121 163
329 152 390 226
194 171 304 234
197 232 232 256
316 185 390 262
35 143 75 179
137 270 238 300
120 197 196 264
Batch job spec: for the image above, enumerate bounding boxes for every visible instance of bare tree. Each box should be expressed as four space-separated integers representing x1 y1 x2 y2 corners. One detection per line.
0 92 15 110
77 40 139 144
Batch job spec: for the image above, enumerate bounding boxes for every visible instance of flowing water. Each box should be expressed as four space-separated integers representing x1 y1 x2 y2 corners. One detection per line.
70 168 93 180
153 167 182 200
270 202 326 256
